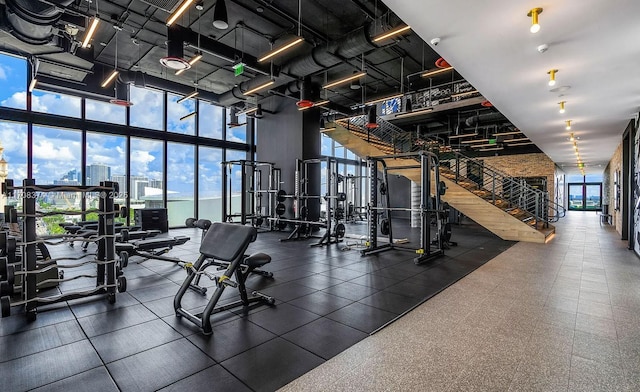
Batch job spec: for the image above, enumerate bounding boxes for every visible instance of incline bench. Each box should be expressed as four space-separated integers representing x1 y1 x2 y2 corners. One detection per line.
116 236 190 266
174 222 274 335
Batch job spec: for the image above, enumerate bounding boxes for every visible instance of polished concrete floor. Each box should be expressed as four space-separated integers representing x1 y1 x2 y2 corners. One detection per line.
0 218 513 392
281 211 640 392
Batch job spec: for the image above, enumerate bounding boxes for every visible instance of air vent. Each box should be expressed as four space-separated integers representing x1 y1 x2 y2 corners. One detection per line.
137 0 182 13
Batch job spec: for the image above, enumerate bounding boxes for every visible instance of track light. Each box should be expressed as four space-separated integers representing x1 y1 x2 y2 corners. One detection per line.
243 80 275 95
548 69 558 86
569 133 575 142
323 71 366 89
101 70 119 88
558 101 566 114
180 111 196 121
81 16 100 48
258 37 304 63
421 66 453 78
372 25 411 42
527 8 543 33
167 0 193 26
177 90 199 103
565 120 572 130
213 0 229 30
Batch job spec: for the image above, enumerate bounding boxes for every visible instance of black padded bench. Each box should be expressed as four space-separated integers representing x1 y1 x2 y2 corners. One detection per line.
174 223 274 335
116 236 190 266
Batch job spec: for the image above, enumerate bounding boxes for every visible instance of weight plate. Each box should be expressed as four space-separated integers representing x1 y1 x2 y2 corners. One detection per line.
117 276 127 293
335 223 346 238
379 182 387 195
275 203 286 216
438 181 447 195
300 206 308 220
277 190 287 203
119 251 129 268
120 229 129 242
0 258 7 279
277 221 287 231
6 265 14 285
0 281 12 297
120 206 128 218
185 217 196 228
380 219 390 236
338 192 347 201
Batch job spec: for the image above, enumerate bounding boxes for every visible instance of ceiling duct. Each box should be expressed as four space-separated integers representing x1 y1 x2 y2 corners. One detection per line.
160 25 190 70
216 18 395 107
3 0 75 45
464 112 506 127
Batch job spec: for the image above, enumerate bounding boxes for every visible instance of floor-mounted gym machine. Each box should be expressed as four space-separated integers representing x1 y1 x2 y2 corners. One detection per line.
222 160 281 230
361 151 448 264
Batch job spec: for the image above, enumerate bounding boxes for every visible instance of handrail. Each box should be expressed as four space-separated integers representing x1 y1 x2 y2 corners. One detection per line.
334 115 564 228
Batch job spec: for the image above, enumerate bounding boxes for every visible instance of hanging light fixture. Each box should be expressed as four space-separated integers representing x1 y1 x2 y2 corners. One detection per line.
255 104 264 119
558 101 566 113
421 66 453 78
366 105 378 129
167 0 194 26
547 69 558 86
372 25 411 42
81 0 100 48
569 133 575 142
527 8 543 33
213 0 229 30
565 120 572 130
180 111 197 121
323 71 366 89
228 107 240 127
243 80 275 95
177 90 199 103
101 27 120 88
161 25 191 70
296 77 314 108
259 37 304 63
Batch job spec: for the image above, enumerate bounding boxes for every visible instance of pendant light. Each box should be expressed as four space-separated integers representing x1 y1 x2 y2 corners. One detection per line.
213 0 229 30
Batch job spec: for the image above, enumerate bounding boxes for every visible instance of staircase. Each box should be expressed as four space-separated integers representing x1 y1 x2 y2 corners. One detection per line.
326 115 562 243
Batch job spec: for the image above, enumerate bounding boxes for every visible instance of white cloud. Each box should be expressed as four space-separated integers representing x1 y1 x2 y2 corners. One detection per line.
31 92 82 117
0 65 7 80
1 91 27 110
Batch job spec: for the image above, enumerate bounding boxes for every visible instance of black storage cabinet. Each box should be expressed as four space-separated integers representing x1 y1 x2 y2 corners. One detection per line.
134 208 169 233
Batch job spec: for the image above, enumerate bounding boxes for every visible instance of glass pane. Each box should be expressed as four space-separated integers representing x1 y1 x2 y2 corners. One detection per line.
227 113 247 143
86 99 126 125
86 132 128 215
321 134 332 156
167 142 195 226
0 53 27 110
130 86 164 130
226 150 247 217
199 102 223 139
346 149 356 160
198 146 223 222
568 184 583 210
130 138 164 208
585 174 603 182
32 126 81 184
167 93 196 135
32 90 81 118
585 184 601 211
0 121 28 212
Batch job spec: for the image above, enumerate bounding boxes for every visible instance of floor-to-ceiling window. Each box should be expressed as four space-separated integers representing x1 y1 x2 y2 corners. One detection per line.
0 51 251 228
167 142 195 226
567 174 603 211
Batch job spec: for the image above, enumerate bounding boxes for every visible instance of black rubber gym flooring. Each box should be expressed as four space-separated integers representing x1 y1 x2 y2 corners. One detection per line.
0 219 514 392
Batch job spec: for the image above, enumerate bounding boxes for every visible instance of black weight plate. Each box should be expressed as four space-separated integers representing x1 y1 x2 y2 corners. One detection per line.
338 192 347 201
380 219 390 236
277 190 287 202
275 203 286 216
0 295 10 318
335 223 346 238
185 217 196 228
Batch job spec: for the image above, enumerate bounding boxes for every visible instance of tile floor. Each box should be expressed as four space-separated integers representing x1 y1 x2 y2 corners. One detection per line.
280 211 640 392
3 211 636 392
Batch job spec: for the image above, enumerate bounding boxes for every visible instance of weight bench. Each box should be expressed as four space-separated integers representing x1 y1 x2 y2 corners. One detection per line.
174 222 274 335
116 236 190 266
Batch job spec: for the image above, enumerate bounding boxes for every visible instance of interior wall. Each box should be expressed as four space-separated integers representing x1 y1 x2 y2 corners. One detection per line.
476 153 557 205
386 174 411 220
256 96 321 220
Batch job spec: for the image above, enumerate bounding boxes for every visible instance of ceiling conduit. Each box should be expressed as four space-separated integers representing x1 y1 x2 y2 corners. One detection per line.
3 0 75 45
216 17 398 107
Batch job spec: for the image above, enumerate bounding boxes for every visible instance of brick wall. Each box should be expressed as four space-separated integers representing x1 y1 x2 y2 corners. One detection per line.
476 153 557 205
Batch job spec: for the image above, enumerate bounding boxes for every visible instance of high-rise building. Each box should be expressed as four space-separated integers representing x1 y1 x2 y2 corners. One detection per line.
86 164 111 186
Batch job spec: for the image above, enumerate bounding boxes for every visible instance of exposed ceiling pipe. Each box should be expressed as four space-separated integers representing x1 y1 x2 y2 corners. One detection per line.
3 0 75 45
217 20 391 107
464 112 506 127
117 70 220 103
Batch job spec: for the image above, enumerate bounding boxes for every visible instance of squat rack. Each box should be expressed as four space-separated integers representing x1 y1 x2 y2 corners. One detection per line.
361 151 446 264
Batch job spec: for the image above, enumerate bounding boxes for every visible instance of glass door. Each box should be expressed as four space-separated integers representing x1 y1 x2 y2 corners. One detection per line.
568 183 602 211
568 184 584 210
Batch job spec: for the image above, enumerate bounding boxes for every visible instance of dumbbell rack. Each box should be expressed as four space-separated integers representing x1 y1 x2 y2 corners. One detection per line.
0 179 125 320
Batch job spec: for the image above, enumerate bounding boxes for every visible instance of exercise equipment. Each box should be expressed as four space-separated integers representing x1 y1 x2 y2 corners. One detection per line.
361 151 447 264
115 236 190 266
0 179 123 320
174 223 275 335
222 160 281 230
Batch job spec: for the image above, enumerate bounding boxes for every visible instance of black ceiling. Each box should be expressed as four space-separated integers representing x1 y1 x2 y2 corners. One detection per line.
0 0 540 155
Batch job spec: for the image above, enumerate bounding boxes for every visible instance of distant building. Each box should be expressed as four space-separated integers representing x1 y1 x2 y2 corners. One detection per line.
86 163 111 186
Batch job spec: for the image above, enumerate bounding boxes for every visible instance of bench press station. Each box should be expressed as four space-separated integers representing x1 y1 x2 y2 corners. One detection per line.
116 235 190 267
174 222 274 335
